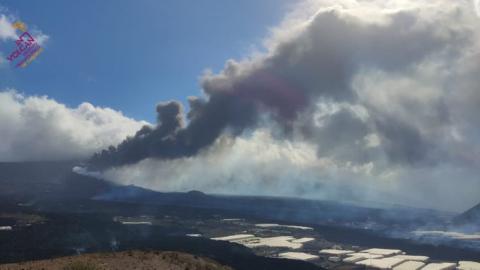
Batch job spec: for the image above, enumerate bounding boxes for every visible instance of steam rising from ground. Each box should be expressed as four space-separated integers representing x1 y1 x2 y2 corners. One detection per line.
101 130 374 199
99 129 480 212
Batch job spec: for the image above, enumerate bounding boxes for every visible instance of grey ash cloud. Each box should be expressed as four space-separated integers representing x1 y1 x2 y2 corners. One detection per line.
91 0 473 168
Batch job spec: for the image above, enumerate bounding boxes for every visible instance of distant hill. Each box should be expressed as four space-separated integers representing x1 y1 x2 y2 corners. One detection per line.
0 161 449 228
96 185 449 227
0 250 233 270
0 161 112 203
455 203 480 225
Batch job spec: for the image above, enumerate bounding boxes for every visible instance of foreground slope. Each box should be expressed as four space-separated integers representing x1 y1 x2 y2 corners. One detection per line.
0 250 232 270
0 161 111 203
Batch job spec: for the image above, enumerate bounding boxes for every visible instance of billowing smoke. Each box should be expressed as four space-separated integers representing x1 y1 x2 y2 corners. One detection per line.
475 0 480 17
89 95 258 168
85 0 479 211
91 0 478 167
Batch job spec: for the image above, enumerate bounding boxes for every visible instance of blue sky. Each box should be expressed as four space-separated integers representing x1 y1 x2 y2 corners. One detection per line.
0 0 292 121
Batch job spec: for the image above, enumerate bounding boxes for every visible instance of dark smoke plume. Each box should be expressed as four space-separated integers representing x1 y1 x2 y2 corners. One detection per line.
89 92 262 169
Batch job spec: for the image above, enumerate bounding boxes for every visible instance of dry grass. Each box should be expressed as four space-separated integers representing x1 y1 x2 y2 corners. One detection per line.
63 261 100 270
0 250 233 270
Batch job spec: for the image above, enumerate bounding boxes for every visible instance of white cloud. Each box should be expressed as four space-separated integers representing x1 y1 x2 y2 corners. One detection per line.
0 15 16 41
30 29 49 46
364 133 381 148
0 90 148 162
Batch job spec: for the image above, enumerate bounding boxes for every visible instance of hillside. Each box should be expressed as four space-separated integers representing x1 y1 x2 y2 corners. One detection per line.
455 203 480 225
0 161 112 203
0 250 233 270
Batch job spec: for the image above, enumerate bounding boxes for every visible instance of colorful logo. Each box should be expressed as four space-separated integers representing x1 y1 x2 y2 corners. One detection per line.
6 21 44 68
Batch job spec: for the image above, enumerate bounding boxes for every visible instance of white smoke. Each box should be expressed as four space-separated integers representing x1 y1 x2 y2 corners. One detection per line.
475 0 480 17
